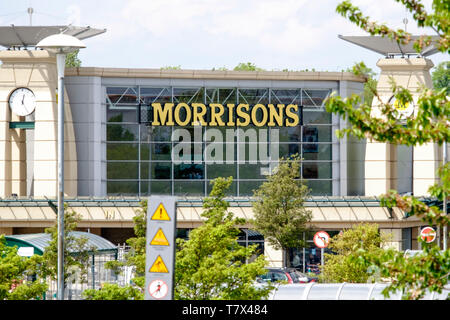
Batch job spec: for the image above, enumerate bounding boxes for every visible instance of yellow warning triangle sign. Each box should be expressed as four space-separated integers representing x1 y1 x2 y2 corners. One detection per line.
149 255 169 273
151 203 171 221
150 228 170 246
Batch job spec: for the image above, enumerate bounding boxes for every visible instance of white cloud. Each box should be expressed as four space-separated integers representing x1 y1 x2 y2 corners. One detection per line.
63 0 446 70
66 4 81 26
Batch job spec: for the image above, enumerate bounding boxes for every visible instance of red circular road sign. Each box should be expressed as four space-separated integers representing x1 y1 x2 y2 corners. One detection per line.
420 227 436 243
148 279 169 299
313 231 330 248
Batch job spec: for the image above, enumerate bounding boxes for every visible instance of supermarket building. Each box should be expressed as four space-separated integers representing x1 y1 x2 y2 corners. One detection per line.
0 26 446 267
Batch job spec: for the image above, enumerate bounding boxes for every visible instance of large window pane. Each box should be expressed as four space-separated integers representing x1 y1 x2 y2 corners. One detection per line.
303 144 332 160
278 127 302 142
205 142 236 163
237 143 271 163
278 143 301 158
307 180 332 196
239 180 265 196
173 88 204 104
270 89 301 105
145 126 172 142
206 163 237 179
107 162 138 179
302 89 330 108
174 164 204 179
107 124 139 142
205 88 237 105
302 162 332 179
141 126 171 142
303 111 331 124
171 142 203 163
107 87 138 104
140 162 172 179
107 107 137 123
139 87 171 104
174 181 205 196
238 89 269 105
107 143 139 160
140 181 172 195
303 126 332 143
107 181 139 195
140 143 171 161
239 163 272 179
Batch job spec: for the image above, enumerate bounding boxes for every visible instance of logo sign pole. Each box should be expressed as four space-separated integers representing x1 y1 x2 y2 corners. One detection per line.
313 231 330 267
420 226 436 243
145 196 177 300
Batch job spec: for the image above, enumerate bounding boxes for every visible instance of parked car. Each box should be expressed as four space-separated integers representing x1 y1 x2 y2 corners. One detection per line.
257 268 313 284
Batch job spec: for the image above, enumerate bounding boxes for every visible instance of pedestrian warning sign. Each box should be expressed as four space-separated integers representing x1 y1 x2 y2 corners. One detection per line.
148 279 168 299
151 228 170 246
149 255 169 273
151 203 171 221
145 196 176 300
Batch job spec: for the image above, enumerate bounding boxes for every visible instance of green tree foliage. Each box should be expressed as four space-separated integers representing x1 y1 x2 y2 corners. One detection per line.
65 49 81 68
40 206 95 285
350 239 450 299
320 224 387 283
83 201 147 300
102 200 148 294
326 0 449 299
82 283 143 300
175 177 271 300
233 62 265 71
212 66 229 71
161 65 181 70
432 61 450 94
98 179 270 300
347 61 378 105
251 155 312 267
0 236 47 300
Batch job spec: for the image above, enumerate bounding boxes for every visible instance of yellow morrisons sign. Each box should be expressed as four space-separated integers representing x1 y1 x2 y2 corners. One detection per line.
148 103 300 127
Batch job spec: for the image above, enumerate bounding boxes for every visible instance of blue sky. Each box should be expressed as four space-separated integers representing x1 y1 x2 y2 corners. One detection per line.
1 0 447 74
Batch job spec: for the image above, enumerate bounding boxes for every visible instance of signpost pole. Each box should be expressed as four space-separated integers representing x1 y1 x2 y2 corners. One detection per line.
321 248 324 267
313 231 330 270
145 196 177 300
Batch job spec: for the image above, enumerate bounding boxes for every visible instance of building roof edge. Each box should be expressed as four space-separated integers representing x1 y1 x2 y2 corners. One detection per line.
65 67 367 82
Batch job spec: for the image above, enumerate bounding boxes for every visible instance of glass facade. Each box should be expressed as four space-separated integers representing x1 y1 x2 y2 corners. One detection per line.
106 86 335 196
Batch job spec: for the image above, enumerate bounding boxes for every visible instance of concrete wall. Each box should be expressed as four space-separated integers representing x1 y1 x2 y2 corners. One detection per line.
65 76 103 196
338 80 366 196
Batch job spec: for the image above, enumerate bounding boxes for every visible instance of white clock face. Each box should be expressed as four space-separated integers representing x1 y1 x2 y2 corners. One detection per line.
9 87 36 116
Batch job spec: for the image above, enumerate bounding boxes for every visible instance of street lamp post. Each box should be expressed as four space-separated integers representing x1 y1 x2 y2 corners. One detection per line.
36 34 85 300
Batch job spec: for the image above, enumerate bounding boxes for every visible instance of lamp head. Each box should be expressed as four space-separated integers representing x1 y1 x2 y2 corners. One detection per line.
36 33 86 54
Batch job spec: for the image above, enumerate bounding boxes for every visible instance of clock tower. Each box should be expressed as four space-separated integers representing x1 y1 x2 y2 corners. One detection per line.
0 49 78 198
0 25 105 199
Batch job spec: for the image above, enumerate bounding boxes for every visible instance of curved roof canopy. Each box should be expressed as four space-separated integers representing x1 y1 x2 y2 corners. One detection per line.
5 231 117 255
269 283 449 300
0 25 106 49
338 35 441 57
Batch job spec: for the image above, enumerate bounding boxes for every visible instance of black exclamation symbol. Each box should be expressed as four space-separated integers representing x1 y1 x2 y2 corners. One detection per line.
160 207 162 219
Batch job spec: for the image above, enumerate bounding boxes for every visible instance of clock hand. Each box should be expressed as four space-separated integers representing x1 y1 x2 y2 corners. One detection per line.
22 94 25 105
